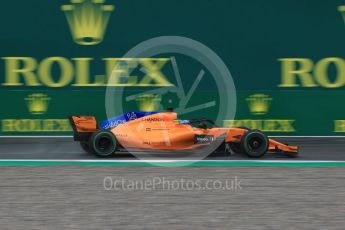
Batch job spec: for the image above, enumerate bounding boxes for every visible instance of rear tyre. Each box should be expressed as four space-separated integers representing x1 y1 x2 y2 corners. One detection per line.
241 130 268 158
89 130 117 157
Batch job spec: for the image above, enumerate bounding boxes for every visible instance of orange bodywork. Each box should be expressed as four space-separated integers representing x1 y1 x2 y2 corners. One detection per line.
70 116 98 133
268 139 299 153
70 112 298 154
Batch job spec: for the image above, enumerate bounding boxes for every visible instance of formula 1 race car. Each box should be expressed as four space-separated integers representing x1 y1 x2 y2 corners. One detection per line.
69 111 299 158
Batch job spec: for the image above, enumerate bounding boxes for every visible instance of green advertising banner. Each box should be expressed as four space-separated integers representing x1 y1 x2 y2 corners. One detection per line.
1 0 345 136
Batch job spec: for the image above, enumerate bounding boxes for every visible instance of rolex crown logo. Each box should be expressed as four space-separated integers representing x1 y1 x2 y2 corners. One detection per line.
136 94 162 112
246 94 272 115
25 93 51 115
338 5 345 23
61 0 115 45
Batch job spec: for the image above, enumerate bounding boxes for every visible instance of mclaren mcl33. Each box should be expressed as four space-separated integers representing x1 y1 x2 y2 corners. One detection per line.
69 111 299 158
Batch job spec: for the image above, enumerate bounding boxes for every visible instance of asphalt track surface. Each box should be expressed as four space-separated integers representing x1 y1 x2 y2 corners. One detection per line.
1 137 345 229
0 166 344 229
0 137 345 160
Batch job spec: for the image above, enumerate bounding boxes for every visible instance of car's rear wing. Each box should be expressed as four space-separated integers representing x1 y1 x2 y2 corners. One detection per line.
68 115 98 141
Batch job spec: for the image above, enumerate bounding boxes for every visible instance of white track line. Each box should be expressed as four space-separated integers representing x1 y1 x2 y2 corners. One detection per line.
1 136 345 138
0 159 345 163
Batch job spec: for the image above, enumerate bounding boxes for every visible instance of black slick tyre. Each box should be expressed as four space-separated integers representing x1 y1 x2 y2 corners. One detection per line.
89 130 117 157
241 130 268 158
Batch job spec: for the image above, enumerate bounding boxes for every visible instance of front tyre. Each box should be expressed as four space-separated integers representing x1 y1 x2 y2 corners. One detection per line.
241 130 268 158
89 130 117 157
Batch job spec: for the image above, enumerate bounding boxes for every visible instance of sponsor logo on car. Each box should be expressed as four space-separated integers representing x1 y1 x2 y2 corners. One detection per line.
142 117 164 122
195 135 214 144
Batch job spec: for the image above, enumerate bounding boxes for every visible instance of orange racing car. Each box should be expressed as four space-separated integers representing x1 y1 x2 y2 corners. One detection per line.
69 111 299 158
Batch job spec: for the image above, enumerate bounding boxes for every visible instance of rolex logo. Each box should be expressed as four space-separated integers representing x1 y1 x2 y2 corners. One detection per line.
136 94 161 112
338 5 345 23
25 93 51 115
246 94 272 115
61 0 115 45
